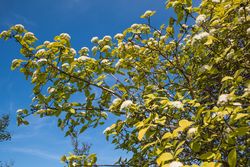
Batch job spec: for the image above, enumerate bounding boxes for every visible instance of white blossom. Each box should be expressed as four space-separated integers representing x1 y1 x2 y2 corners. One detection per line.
131 24 139 29
101 59 109 64
103 127 111 134
47 87 55 94
98 39 105 46
80 47 89 53
112 98 121 105
217 94 230 105
192 32 210 45
14 24 24 31
43 41 50 45
70 48 76 55
103 35 112 41
24 32 34 38
141 10 155 18
91 36 99 43
60 33 71 40
37 58 47 64
36 49 46 55
170 101 183 109
91 46 98 53
101 112 108 118
62 63 69 69
170 161 183 167
115 59 122 68
78 56 90 62
212 0 220 3
233 102 242 106
247 28 250 35
114 33 124 40
120 100 133 111
195 14 206 25
187 127 197 136
17 109 23 113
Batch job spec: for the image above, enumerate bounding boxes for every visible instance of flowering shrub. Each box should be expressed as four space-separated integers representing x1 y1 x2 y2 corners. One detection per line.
1 0 249 166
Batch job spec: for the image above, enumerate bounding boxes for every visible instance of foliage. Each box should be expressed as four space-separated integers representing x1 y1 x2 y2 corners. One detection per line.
0 115 11 142
1 0 250 166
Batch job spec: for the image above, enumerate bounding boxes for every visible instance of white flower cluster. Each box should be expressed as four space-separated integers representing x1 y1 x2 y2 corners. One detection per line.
217 94 230 105
70 48 76 55
212 0 220 3
77 56 91 62
79 47 89 56
170 101 183 109
60 33 71 41
91 36 99 43
36 49 46 56
14 24 25 32
195 14 206 25
131 23 140 29
247 28 250 35
100 59 110 64
47 87 56 94
103 127 111 134
103 35 112 42
112 98 121 105
24 32 34 38
187 127 197 137
141 10 156 18
192 32 209 45
120 100 133 111
169 161 183 167
43 41 50 46
114 33 124 40
37 58 47 64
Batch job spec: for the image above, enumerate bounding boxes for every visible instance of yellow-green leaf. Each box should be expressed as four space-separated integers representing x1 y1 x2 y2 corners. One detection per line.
228 148 237 167
162 132 172 140
179 119 193 129
156 152 173 166
138 127 149 141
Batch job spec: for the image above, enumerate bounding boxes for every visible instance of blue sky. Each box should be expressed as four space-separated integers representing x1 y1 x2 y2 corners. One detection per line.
0 0 172 166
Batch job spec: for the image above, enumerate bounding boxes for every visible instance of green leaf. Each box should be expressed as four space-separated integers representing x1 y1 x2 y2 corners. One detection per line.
228 148 237 167
221 76 233 82
179 119 193 129
138 127 149 141
156 152 173 165
200 152 215 160
162 132 172 140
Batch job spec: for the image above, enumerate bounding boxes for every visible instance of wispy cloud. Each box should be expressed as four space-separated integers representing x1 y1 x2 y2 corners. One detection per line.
7 147 60 161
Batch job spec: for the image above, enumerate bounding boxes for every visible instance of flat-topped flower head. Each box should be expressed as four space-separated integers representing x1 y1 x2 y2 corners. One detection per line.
70 48 76 56
187 127 197 137
101 59 109 64
79 47 89 55
47 87 56 94
103 127 111 134
24 32 34 38
196 14 206 25
36 49 46 55
91 36 99 43
247 28 250 35
212 0 220 3
217 94 230 105
37 58 47 64
103 35 112 42
60 33 71 41
114 33 124 40
131 24 139 29
170 161 183 167
43 41 50 46
120 100 133 111
141 10 156 18
78 56 90 62
14 24 25 32
170 101 183 109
